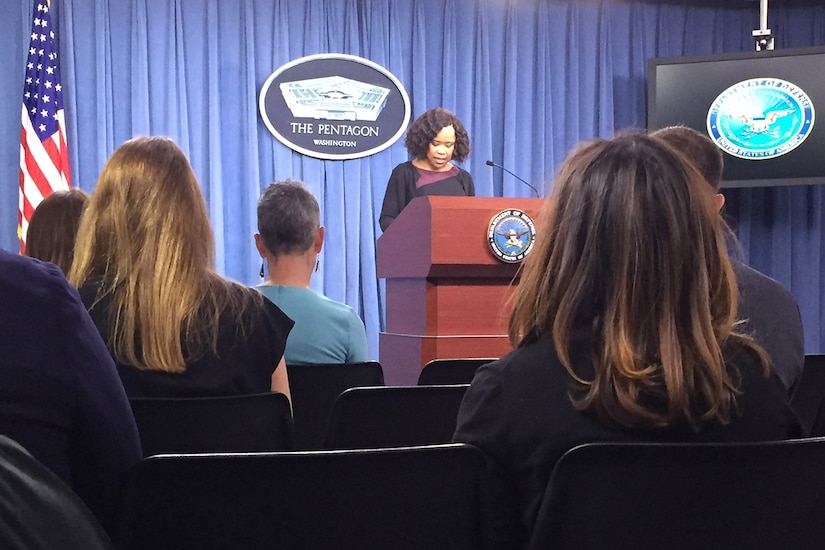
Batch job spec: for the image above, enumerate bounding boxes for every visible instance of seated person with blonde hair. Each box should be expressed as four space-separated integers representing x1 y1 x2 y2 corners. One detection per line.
70 136 293 399
255 180 368 365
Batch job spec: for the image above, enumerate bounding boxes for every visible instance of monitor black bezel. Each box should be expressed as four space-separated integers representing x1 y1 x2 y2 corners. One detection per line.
647 45 825 188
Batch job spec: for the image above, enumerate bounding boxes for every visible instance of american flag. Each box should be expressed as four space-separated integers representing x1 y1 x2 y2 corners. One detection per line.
19 0 71 253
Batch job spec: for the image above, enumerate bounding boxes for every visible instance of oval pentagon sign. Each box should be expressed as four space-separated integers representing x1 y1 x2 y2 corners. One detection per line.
259 54 411 160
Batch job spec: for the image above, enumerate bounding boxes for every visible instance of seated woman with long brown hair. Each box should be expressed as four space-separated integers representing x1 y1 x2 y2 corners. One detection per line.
453 133 802 547
25 188 89 274
69 136 292 399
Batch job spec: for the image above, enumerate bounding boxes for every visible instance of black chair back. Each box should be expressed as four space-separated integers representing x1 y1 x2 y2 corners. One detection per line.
129 392 293 456
528 438 825 550
114 444 489 550
417 357 496 385
325 384 469 449
288 361 384 449
790 354 825 435
0 435 114 549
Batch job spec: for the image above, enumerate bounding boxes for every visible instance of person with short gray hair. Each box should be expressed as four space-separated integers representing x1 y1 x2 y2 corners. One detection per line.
255 180 369 365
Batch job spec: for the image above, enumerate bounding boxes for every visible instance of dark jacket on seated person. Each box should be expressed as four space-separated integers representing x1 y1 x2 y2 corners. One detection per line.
734 261 804 393
454 336 804 547
0 251 142 533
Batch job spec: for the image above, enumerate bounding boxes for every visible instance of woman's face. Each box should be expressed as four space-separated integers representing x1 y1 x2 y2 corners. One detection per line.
422 125 456 171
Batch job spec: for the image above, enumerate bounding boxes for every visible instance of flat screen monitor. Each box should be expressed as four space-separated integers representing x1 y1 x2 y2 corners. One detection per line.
647 46 825 188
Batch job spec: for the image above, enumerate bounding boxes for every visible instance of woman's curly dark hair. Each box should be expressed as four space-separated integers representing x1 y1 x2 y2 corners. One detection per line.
404 108 471 163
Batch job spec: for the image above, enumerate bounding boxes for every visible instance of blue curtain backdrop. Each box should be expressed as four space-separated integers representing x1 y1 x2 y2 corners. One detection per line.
1 0 824 358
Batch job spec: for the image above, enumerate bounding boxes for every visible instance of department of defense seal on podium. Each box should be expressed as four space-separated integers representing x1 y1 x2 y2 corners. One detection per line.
488 209 536 264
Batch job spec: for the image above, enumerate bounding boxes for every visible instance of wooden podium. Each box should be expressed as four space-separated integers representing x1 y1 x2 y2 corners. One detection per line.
377 196 544 385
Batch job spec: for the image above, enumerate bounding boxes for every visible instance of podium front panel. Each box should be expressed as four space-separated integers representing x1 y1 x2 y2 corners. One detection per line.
379 333 511 386
385 278 514 335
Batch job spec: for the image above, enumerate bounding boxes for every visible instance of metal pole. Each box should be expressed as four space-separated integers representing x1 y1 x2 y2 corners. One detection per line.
760 0 768 31
753 0 775 51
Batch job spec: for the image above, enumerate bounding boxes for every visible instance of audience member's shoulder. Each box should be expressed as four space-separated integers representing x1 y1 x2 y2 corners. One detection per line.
257 288 295 330
733 260 797 303
220 280 293 332
0 249 73 304
316 291 360 316
476 339 563 382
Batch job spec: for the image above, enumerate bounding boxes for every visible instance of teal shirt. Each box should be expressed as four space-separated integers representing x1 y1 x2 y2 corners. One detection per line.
255 285 369 365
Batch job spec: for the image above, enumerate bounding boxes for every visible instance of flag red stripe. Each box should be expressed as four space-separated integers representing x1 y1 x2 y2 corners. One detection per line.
22 193 35 227
42 136 65 174
22 135 57 201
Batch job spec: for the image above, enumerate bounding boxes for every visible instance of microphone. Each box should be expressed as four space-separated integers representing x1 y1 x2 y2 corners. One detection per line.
486 160 541 197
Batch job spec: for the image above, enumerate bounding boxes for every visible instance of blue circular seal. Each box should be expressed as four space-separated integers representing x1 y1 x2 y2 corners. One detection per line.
487 209 536 264
707 78 815 160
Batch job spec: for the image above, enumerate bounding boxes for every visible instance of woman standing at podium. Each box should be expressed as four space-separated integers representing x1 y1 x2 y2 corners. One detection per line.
378 107 475 232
